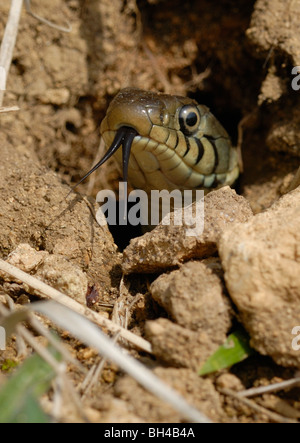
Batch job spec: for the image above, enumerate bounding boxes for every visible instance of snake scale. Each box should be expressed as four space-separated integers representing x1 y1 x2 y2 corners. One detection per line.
77 88 239 197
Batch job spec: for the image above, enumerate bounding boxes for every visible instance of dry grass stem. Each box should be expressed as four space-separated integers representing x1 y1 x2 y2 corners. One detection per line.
0 296 82 372
24 0 72 33
0 0 23 106
238 378 300 398
81 331 121 400
0 258 152 353
219 388 297 423
0 106 19 113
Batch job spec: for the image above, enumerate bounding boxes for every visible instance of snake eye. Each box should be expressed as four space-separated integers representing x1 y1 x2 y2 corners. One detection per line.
179 105 201 135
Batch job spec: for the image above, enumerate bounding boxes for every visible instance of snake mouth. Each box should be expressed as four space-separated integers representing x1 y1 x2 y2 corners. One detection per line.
73 126 138 190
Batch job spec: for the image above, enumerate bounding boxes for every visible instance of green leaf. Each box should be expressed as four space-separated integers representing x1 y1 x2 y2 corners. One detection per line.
0 349 61 423
199 329 255 376
7 393 49 424
1 359 18 373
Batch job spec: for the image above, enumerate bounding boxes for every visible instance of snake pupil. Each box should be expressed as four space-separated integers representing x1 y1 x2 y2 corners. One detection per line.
186 112 198 127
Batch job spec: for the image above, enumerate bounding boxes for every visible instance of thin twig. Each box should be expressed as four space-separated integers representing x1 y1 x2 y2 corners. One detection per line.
1 296 65 372
51 372 88 422
0 299 84 372
24 0 72 33
112 274 130 328
0 258 152 353
19 324 67 374
183 67 211 91
0 106 19 113
238 378 300 398
3 294 27 357
28 312 86 373
0 0 23 106
219 388 298 423
79 360 98 393
81 331 121 400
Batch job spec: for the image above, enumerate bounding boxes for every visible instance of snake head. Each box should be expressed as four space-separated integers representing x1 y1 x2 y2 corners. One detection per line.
73 88 239 193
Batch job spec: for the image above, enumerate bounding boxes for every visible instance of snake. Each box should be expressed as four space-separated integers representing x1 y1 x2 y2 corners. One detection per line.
76 88 239 196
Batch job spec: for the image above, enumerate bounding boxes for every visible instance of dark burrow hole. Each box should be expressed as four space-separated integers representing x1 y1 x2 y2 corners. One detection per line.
66 121 79 134
105 200 143 251
11 57 26 76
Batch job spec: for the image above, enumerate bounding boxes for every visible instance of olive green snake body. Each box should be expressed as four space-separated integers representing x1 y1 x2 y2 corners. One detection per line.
76 88 239 196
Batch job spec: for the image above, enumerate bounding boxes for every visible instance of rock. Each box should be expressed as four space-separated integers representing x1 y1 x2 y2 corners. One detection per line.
247 0 300 66
4 244 48 274
96 397 145 423
247 0 300 156
114 367 223 422
145 318 224 371
216 373 245 392
218 186 300 367
35 254 88 305
3 244 88 305
39 88 70 105
266 107 300 157
150 261 232 335
258 66 287 105
122 187 253 274
146 261 232 370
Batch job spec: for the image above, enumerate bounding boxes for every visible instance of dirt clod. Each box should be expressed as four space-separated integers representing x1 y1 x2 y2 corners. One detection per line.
0 138 121 298
122 187 253 274
218 186 300 368
150 261 232 334
2 243 88 304
114 367 223 423
145 318 224 371
146 262 232 370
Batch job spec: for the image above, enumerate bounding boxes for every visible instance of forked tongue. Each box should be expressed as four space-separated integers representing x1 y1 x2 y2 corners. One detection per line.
71 126 137 191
